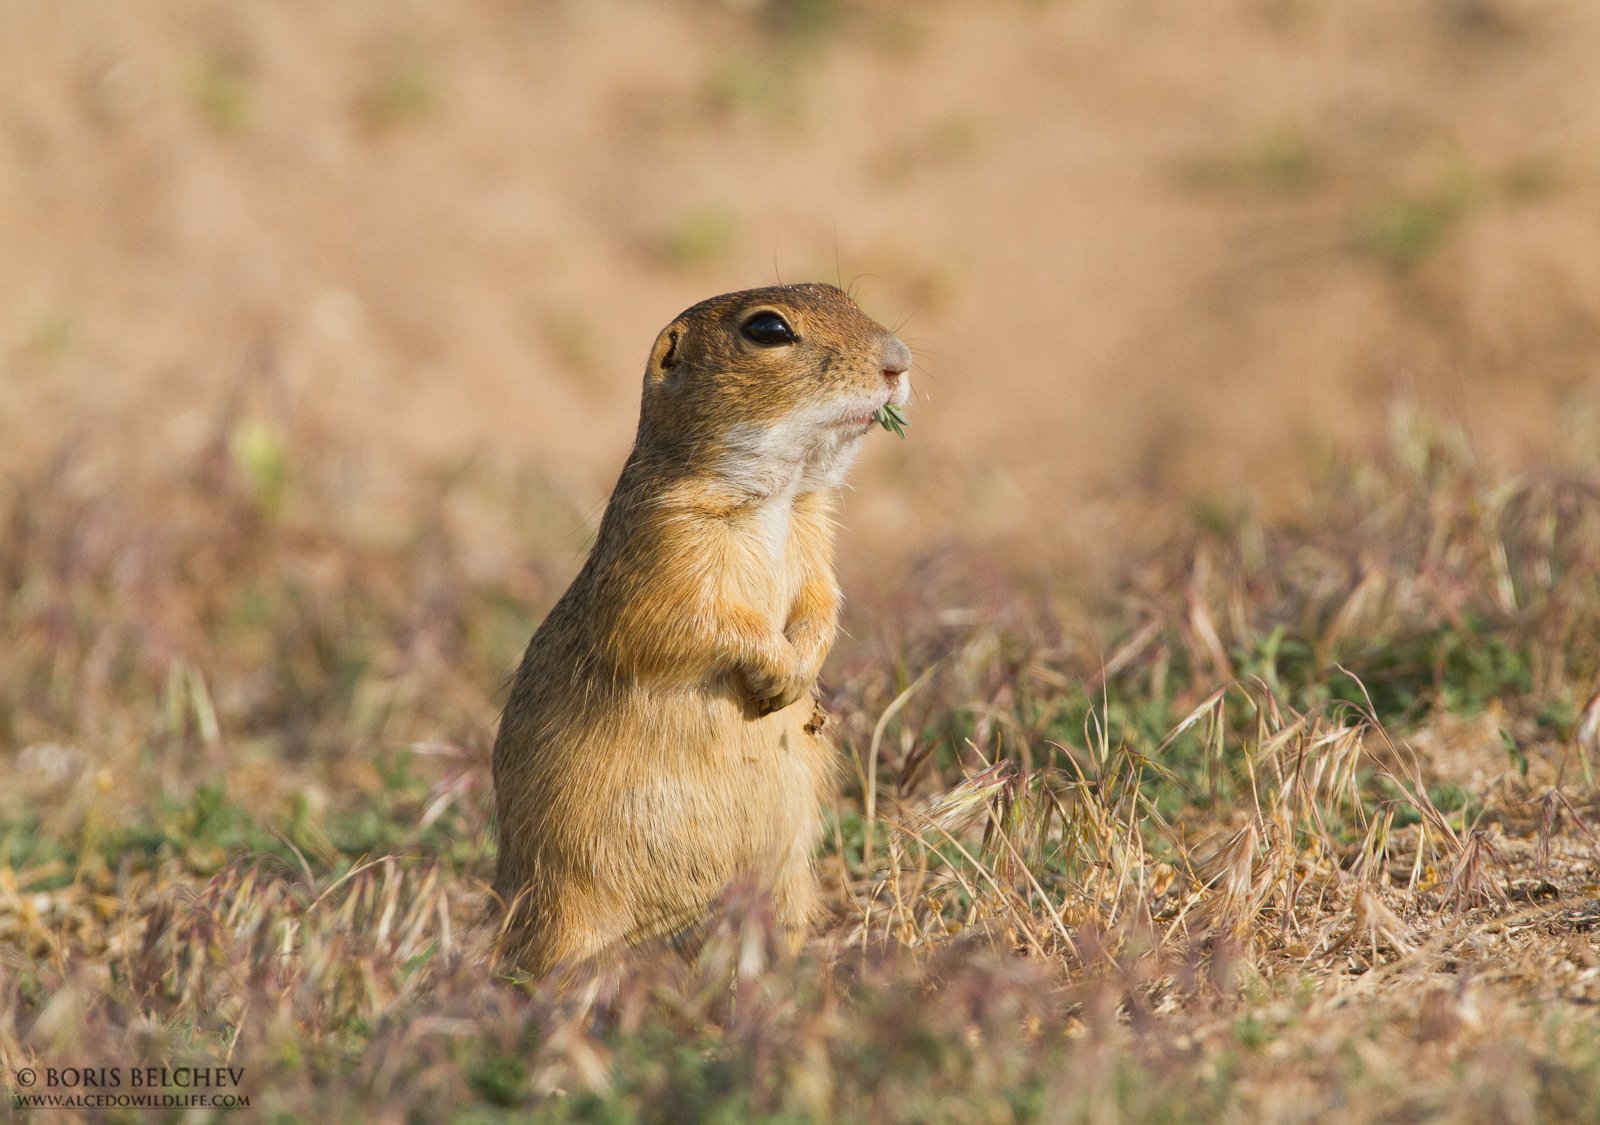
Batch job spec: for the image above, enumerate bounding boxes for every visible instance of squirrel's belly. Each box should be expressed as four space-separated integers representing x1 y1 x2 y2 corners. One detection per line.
597 685 832 865
496 663 836 956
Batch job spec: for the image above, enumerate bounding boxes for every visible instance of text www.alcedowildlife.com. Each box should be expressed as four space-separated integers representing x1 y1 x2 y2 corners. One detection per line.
10 1066 250 1110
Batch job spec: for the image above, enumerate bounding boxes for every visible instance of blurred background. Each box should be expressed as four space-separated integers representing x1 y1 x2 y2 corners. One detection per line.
5 0 1599 581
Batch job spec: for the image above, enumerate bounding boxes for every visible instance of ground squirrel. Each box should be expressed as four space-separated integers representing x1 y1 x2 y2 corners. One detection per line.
492 283 912 975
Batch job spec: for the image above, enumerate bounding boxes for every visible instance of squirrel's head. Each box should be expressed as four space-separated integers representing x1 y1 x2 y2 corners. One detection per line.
637 283 912 498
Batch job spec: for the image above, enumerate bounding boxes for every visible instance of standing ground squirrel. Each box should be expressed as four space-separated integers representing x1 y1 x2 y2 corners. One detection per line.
492 283 912 975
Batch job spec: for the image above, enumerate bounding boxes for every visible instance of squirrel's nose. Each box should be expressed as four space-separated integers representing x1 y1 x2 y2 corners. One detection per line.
882 338 912 383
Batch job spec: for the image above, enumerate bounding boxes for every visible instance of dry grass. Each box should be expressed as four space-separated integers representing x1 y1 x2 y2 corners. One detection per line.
2 405 1599 1122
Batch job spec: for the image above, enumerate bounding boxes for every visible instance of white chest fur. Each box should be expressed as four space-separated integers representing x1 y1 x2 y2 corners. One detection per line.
751 490 793 564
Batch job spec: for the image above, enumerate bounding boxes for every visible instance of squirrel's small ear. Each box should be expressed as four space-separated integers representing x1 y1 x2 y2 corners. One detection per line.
647 324 683 382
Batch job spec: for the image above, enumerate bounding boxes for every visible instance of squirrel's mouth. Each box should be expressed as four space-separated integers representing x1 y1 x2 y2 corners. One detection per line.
842 396 896 431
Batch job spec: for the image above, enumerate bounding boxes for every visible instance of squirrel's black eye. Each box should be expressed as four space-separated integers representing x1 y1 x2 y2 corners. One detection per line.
741 311 795 347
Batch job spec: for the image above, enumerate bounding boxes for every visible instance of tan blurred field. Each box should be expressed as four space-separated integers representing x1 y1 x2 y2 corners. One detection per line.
8 0 1600 555
5 2 1600 1121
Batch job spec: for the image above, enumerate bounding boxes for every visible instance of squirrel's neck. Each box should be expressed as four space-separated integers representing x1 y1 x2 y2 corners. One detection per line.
610 442 818 518
582 450 837 599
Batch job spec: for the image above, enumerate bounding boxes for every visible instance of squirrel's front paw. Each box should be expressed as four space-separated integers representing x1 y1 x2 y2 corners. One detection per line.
740 663 809 717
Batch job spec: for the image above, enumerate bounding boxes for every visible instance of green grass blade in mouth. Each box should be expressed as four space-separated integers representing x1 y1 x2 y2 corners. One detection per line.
873 402 909 438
